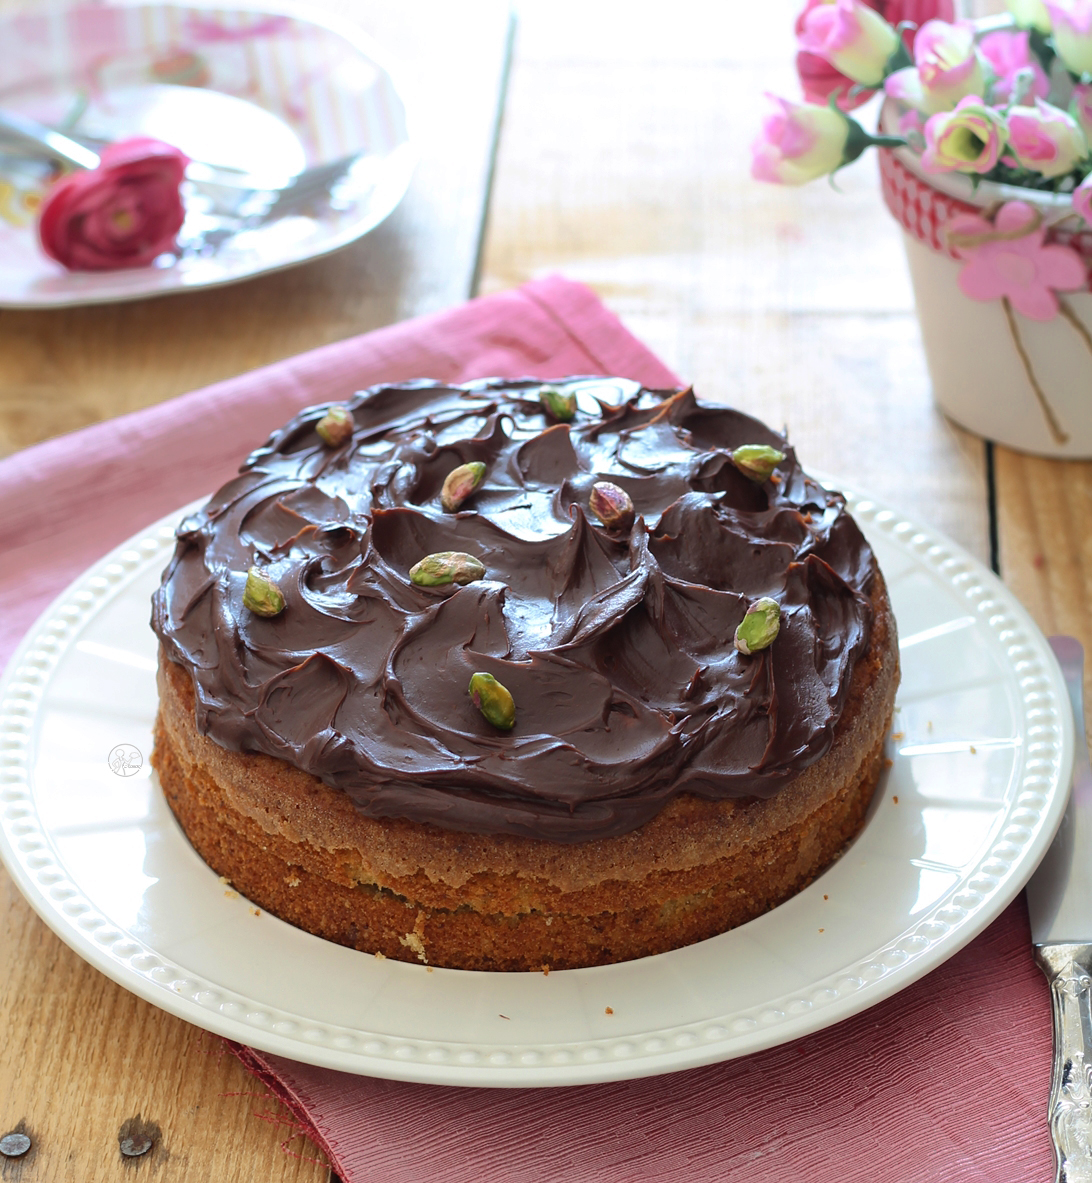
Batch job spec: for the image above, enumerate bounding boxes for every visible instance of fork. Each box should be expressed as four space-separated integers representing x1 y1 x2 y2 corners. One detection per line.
0 107 361 223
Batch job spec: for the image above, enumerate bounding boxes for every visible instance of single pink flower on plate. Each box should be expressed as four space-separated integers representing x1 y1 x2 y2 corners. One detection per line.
922 96 1007 173
799 0 900 87
37 137 189 272
978 29 1050 104
751 95 850 185
1008 99 1087 178
949 200 1086 320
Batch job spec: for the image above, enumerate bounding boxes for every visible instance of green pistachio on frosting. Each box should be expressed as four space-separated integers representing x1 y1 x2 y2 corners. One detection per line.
539 384 576 422
731 444 785 482
468 671 516 730
734 597 781 655
316 405 355 447
441 461 486 512
409 551 486 587
589 481 635 531
243 566 286 617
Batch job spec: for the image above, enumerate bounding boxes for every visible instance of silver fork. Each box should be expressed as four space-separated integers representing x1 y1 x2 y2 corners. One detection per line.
0 107 361 224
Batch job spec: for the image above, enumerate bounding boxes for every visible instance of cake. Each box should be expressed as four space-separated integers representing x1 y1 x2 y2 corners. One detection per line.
150 377 899 971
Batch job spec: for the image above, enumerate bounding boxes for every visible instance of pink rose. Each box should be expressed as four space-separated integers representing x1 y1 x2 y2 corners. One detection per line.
799 0 901 87
922 96 1007 173
751 94 851 185
978 30 1050 104
1007 99 1086 178
885 21 985 115
37 137 188 272
1046 0 1092 76
794 0 955 110
1073 173 1092 223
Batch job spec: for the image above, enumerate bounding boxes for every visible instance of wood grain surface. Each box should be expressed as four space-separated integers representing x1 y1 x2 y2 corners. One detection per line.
3 0 1088 1179
995 449 1092 732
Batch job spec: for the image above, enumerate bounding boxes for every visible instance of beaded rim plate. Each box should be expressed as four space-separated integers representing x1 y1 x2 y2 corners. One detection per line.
0 489 1073 1087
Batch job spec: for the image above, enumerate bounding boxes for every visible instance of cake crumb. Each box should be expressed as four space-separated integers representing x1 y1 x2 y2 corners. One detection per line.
605 1006 614 1015
223 889 239 900
285 876 301 888
970 745 977 754
374 951 386 960
426 966 434 973
399 931 428 963
927 720 933 732
819 928 825 933
883 758 893 769
823 894 828 900
399 912 429 964
891 731 904 741
892 795 899 804
218 875 232 886
251 908 261 917
542 964 550 976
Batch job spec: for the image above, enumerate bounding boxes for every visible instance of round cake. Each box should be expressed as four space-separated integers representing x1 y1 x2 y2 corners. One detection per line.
151 377 899 971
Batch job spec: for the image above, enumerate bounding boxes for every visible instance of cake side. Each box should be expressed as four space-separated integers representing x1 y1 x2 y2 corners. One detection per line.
152 570 898 971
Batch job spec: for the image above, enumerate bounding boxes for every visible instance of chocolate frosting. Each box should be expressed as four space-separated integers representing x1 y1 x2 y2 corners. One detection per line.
151 378 876 842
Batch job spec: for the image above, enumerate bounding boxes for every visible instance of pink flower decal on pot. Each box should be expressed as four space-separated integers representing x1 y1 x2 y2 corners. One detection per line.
947 200 1085 320
37 137 189 272
945 200 1089 443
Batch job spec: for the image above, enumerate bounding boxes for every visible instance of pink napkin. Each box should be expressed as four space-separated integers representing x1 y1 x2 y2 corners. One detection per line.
0 276 1053 1182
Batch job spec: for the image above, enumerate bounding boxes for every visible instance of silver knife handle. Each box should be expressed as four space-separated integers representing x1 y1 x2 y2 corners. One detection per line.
1036 943 1092 1182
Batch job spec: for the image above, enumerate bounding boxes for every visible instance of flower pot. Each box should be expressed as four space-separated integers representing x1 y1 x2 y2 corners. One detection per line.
878 102 1092 458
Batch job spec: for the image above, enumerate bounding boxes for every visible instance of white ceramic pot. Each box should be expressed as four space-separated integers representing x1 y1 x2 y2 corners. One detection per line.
878 101 1092 458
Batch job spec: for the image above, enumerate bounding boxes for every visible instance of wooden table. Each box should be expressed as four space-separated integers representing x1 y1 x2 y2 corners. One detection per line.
0 1 1089 1179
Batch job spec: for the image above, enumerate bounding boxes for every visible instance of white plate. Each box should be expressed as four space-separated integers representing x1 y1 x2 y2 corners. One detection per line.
0 1 416 307
0 489 1073 1087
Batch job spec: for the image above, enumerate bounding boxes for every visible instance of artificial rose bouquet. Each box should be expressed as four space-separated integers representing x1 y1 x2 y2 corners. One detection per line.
754 0 1092 223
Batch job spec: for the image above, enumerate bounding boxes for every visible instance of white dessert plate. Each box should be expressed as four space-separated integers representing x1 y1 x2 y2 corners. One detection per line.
0 0 415 307
0 489 1072 1087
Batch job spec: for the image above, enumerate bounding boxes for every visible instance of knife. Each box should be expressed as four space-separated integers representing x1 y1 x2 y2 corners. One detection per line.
1028 636 1092 1183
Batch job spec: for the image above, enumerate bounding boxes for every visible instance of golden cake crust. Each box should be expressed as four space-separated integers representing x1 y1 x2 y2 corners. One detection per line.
151 572 898 971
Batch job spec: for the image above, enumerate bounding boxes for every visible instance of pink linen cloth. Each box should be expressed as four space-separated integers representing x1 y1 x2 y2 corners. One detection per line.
0 275 1053 1182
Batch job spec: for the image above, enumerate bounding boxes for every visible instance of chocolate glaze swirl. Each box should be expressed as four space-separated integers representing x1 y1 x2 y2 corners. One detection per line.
151 378 876 842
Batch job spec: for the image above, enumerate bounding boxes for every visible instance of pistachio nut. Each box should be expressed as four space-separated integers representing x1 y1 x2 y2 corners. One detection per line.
539 384 576 422
589 481 635 531
441 461 486 512
468 671 516 730
734 597 781 655
731 444 785 482
409 551 486 587
316 406 354 447
243 566 286 617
